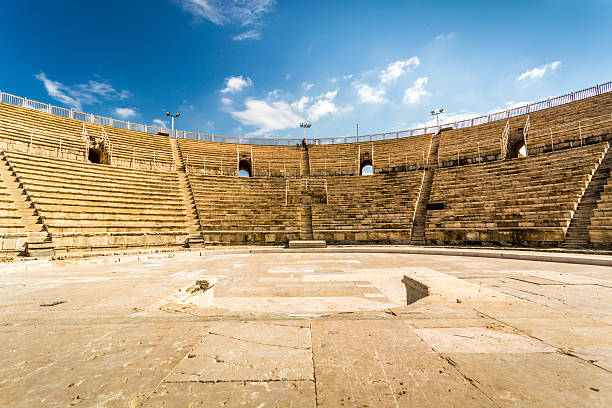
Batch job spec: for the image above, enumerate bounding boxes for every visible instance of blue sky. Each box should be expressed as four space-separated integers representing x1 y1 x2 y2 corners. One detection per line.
1 0 611 139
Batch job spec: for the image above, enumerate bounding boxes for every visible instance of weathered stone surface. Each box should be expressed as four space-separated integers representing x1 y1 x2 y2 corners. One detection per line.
0 251 611 406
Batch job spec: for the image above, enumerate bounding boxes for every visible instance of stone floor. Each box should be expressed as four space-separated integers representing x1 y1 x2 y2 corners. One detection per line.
0 250 611 407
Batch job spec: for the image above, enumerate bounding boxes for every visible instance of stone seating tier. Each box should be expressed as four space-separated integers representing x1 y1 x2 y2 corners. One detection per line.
4 151 188 252
312 172 424 243
188 174 302 244
0 102 174 169
177 138 302 177
437 92 612 165
426 143 608 245
309 133 433 177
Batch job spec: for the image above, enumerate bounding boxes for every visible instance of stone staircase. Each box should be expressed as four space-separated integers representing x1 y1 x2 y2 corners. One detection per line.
562 147 612 248
301 201 314 240
0 152 54 256
170 139 204 248
301 148 311 177
410 133 441 245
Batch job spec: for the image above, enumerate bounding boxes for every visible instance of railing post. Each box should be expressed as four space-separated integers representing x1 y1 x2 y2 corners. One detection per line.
325 180 328 205
550 128 554 151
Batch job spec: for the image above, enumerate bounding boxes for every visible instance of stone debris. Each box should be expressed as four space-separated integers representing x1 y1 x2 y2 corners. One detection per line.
39 301 66 307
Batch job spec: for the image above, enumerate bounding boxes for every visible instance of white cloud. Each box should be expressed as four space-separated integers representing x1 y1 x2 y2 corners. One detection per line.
343 74 354 80
285 74 291 80
221 97 233 106
403 77 429 104
229 88 349 135
379 57 420 85
302 82 314 92
291 96 312 112
435 32 455 41
330 77 338 83
34 72 131 111
355 83 387 104
153 119 169 128
307 89 339 121
230 99 302 136
114 107 137 119
221 75 253 93
352 57 421 105
177 0 275 40
517 61 561 81
233 29 261 41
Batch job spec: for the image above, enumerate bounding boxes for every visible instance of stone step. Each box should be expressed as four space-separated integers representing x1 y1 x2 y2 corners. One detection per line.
288 240 326 249
25 241 54 257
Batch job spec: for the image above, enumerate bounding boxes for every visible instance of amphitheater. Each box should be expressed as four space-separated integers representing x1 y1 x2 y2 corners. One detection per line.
1 83 612 407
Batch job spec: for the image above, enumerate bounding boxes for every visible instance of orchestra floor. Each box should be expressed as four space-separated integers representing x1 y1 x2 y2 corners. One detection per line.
1 249 611 407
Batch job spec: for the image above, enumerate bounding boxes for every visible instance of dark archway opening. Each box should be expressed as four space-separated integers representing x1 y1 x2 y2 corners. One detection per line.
88 148 102 164
508 140 528 159
360 159 373 176
238 159 252 177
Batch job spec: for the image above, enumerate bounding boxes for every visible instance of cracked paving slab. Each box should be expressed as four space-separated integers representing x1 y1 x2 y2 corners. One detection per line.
166 321 314 383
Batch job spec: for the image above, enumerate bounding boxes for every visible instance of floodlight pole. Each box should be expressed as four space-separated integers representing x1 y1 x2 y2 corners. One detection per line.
356 123 359 138
166 112 181 138
300 122 311 140
430 109 444 130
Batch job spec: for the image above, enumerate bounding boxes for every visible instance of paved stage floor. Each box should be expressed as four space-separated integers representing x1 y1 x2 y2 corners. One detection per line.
0 250 611 407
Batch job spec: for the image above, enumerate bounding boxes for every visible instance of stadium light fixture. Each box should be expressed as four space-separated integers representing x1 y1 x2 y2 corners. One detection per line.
166 112 181 138
299 122 311 140
430 108 444 129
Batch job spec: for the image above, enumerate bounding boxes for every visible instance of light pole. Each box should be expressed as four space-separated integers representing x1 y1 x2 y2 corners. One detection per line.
356 123 359 138
430 109 444 129
166 111 181 138
300 122 311 140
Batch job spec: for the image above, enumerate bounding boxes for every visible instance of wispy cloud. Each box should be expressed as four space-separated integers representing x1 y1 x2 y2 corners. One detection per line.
435 32 455 41
221 75 253 93
233 29 261 41
35 72 132 111
516 61 561 81
177 0 275 40
302 82 314 92
403 77 429 104
153 119 169 128
114 107 137 119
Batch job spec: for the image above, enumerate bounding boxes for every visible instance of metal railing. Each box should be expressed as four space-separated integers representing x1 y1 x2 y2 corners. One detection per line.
1 81 610 146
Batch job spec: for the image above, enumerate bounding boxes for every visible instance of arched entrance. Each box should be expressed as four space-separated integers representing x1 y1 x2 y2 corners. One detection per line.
508 140 528 158
88 148 102 164
238 159 252 177
360 159 373 176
